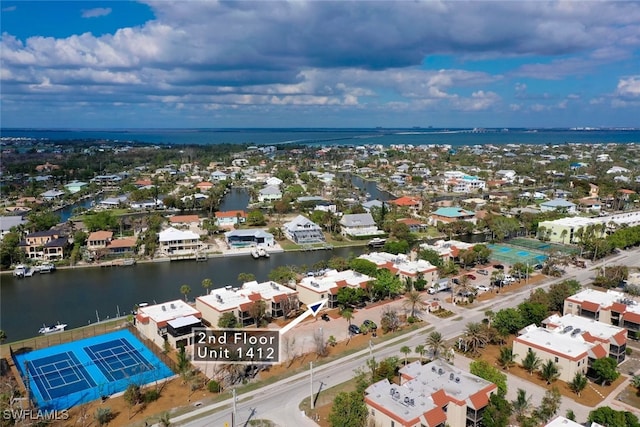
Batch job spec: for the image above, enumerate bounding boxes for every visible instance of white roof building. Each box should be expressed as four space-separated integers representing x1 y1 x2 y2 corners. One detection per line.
297 269 375 308
135 299 202 349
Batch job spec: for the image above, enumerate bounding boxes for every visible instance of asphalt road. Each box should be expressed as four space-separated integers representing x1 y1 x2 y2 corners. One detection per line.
172 248 640 427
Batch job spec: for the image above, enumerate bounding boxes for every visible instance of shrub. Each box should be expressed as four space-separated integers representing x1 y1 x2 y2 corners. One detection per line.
144 389 160 403
207 380 221 393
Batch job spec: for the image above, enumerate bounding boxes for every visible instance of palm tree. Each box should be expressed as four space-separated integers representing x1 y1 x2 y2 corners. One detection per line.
462 322 488 354
632 375 640 391
341 308 353 326
403 290 426 318
569 372 588 396
158 411 171 427
400 346 411 365
201 278 213 296
522 350 541 375
540 359 560 385
415 345 426 364
426 331 447 360
180 284 191 302
497 346 517 371
511 388 532 421
484 309 495 327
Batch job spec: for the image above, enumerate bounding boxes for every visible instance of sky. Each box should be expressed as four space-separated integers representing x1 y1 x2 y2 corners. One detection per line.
1 1 639 129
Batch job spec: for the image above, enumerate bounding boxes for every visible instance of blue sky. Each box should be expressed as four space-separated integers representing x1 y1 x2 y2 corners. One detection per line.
1 1 639 129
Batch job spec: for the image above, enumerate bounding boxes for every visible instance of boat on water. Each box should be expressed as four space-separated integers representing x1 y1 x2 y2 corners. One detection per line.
23 267 35 277
368 237 387 248
37 263 56 273
38 322 67 335
13 265 26 277
251 247 270 259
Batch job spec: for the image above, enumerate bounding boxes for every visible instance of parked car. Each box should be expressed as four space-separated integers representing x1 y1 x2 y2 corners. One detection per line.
477 269 489 275
465 274 477 280
493 264 505 270
476 285 491 292
362 320 377 330
348 324 361 335
452 278 460 285
321 313 331 322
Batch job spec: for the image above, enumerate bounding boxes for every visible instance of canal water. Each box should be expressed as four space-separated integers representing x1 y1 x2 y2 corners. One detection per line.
1 247 366 341
218 187 251 212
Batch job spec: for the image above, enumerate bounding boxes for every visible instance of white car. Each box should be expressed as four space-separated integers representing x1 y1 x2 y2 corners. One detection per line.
475 285 491 292
503 275 516 283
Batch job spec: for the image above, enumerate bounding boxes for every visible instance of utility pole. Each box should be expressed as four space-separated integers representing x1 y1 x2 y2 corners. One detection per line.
232 388 237 427
310 361 314 410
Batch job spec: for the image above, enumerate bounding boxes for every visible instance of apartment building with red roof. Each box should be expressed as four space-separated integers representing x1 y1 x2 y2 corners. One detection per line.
365 360 496 427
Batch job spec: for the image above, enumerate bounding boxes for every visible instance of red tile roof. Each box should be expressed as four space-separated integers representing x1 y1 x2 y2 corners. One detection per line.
215 210 247 218
580 301 601 312
88 231 113 241
170 215 200 223
424 407 447 427
624 311 640 324
109 238 137 248
589 344 608 359
468 390 490 410
391 196 421 206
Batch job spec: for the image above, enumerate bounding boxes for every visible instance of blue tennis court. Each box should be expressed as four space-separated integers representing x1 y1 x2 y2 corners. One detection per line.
14 330 173 411
487 243 548 265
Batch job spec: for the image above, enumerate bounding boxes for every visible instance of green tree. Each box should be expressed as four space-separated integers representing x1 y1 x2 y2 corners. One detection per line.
247 210 266 226
94 407 113 427
539 359 560 385
237 272 256 283
123 384 142 419
0 232 22 269
342 308 354 327
518 301 549 327
217 312 238 328
426 331 447 360
631 375 640 391
328 391 368 427
177 345 190 375
201 278 213 295
493 308 525 335
327 256 349 271
82 211 118 232
591 357 620 385
482 393 513 427
497 346 517 371
337 287 364 308
268 265 297 283
403 290 426 319
469 359 507 396
400 345 411 365
414 344 426 364
380 307 400 333
418 248 443 267
535 387 562 424
180 284 191 302
588 406 640 427
511 388 532 422
249 300 267 327
348 258 379 276
522 350 541 375
373 269 404 300
207 380 221 393
462 321 489 355
27 211 61 232
0 330 7 344
569 372 588 396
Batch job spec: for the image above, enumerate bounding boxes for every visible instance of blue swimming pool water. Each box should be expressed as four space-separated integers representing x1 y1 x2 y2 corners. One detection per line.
14 329 173 411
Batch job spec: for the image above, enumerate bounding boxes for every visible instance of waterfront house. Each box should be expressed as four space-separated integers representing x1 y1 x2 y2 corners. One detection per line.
135 299 202 349
210 171 229 182
358 252 438 287
258 186 283 202
339 213 383 237
215 210 247 230
225 229 275 248
87 231 113 250
196 281 299 327
296 269 375 309
283 215 325 244
169 215 201 227
40 190 65 201
397 217 427 233
0 215 26 240
365 360 497 427
106 237 137 256
131 199 165 210
429 207 477 226
158 227 202 256
19 229 67 260
265 176 283 187
389 196 422 213
91 174 123 185
540 198 577 214
362 200 384 213
64 181 88 194
196 181 214 192
99 195 129 209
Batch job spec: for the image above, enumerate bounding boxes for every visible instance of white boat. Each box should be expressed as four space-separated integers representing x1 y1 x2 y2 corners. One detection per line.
251 247 270 259
13 265 26 277
37 263 56 273
38 322 67 335
23 267 35 277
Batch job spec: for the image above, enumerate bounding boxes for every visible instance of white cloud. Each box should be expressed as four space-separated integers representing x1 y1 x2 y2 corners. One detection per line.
81 8 112 19
616 76 640 97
